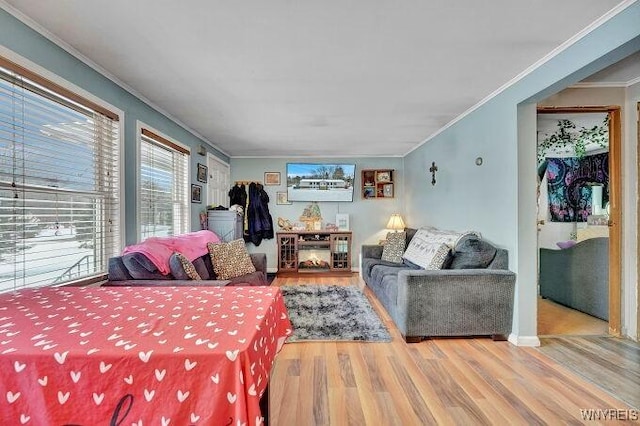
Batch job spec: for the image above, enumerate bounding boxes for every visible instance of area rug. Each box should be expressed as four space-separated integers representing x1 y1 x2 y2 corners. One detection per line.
280 285 391 342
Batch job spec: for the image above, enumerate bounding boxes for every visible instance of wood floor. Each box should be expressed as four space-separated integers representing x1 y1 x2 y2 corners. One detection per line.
538 336 640 410
537 297 609 336
269 275 638 425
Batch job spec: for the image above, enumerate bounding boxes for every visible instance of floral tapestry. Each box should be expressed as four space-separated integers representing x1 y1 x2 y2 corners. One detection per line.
545 152 609 222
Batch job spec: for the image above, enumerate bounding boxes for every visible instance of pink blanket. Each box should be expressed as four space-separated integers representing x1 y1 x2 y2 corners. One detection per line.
123 230 222 275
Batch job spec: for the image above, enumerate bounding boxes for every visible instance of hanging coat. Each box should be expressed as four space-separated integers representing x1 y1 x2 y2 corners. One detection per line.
228 184 247 208
244 182 274 246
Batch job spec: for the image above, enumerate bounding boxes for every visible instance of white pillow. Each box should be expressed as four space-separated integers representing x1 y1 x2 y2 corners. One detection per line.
412 227 480 253
402 228 453 270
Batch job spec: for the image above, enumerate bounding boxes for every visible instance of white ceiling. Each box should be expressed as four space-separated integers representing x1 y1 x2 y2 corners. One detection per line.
2 0 630 157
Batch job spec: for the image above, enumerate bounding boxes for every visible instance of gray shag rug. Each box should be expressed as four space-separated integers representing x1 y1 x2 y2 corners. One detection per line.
280 285 391 342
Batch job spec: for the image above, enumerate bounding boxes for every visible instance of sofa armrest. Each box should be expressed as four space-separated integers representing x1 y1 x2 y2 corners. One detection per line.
395 269 516 337
250 253 267 275
362 244 383 260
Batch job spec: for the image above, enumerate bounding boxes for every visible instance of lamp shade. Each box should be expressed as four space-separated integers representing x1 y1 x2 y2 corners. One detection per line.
386 214 405 231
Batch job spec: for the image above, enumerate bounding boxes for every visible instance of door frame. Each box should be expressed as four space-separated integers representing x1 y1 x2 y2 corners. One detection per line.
537 105 622 335
206 154 230 208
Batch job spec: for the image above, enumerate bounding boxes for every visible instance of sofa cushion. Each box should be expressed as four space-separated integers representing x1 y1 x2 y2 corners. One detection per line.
169 252 202 280
208 239 256 280
370 263 414 285
193 256 212 280
122 252 172 280
226 270 268 286
381 231 406 263
449 235 497 269
362 258 416 282
108 257 133 281
201 253 216 279
405 228 418 247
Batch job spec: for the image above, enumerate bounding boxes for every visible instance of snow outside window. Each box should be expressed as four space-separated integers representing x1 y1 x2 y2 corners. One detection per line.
138 128 189 240
0 59 120 292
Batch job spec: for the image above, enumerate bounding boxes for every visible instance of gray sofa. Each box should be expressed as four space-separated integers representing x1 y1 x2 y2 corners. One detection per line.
361 228 515 341
105 252 268 287
539 237 608 320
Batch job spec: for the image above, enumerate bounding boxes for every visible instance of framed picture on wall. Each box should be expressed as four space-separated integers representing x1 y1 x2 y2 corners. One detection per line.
276 191 291 205
336 213 349 231
264 172 281 186
376 171 391 182
197 163 208 183
191 184 202 203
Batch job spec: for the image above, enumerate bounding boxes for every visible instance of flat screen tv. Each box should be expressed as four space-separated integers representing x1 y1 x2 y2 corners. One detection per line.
287 163 356 202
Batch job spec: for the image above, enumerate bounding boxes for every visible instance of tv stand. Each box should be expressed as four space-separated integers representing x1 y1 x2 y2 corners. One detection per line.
277 231 352 275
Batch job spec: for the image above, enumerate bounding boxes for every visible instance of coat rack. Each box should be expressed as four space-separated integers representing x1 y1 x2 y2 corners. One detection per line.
234 180 262 186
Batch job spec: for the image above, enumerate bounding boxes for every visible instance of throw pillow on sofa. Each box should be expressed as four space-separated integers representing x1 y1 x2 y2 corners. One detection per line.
207 239 256 280
402 230 451 270
122 252 172 280
169 252 203 280
413 226 480 252
449 235 497 269
381 231 406 263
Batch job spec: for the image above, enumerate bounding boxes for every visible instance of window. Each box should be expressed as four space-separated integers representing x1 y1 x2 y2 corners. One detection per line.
0 57 120 292
138 127 189 240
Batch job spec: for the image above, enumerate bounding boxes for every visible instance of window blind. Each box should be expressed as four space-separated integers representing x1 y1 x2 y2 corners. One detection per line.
139 129 189 240
0 60 120 292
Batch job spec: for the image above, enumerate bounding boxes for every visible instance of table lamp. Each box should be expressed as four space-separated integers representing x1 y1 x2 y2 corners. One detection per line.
386 213 405 232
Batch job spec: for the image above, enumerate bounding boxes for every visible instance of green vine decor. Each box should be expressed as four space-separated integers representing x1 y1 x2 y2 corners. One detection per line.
537 117 609 162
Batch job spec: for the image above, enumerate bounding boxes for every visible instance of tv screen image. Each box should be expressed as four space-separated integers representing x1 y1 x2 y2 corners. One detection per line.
287 163 356 202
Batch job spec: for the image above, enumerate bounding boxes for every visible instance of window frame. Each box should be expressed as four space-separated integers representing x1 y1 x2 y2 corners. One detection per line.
136 121 191 241
0 48 125 289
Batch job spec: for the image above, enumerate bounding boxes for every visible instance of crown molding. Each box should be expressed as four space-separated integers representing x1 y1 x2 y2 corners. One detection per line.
0 1 229 158
627 75 640 86
230 154 404 159
404 0 638 156
570 80 637 88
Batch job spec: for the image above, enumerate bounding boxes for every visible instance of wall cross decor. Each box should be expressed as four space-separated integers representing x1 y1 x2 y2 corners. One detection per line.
429 162 438 186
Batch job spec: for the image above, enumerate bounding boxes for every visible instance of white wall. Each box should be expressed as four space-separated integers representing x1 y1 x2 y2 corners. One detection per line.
230 157 403 272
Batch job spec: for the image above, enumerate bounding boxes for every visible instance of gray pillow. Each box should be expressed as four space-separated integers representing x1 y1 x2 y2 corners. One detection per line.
169 252 202 280
192 256 211 280
122 253 171 279
449 236 497 269
169 253 211 280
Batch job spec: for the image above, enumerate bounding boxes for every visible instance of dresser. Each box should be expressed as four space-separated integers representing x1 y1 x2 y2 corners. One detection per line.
276 230 352 275
207 210 244 242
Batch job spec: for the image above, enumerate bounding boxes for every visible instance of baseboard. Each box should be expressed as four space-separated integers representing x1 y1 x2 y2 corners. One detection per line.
508 334 541 347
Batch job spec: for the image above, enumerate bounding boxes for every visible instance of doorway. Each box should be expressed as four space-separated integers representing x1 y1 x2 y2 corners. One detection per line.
536 106 621 336
207 154 230 208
